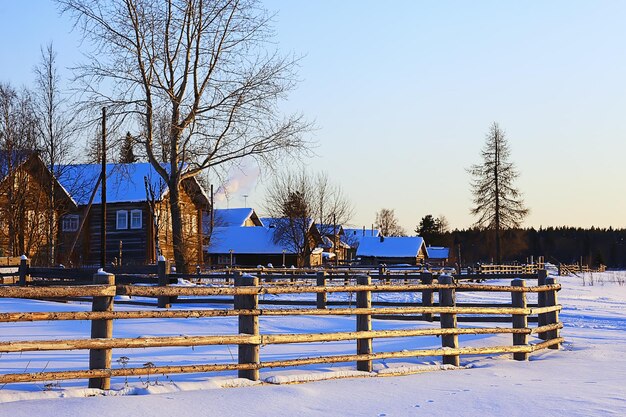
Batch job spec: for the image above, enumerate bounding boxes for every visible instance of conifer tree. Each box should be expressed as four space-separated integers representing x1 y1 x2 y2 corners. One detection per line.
469 122 529 263
120 131 136 163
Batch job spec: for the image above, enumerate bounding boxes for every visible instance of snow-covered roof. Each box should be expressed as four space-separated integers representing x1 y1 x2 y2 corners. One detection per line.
341 228 380 247
261 217 314 230
0 149 33 179
356 236 426 258
427 246 450 259
206 226 295 254
213 208 258 227
57 163 208 206
316 224 343 236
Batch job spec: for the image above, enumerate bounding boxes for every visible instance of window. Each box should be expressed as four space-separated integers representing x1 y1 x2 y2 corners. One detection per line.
130 209 142 229
62 215 80 232
116 210 128 230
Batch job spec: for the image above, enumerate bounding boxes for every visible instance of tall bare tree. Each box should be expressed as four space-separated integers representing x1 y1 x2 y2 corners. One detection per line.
375 208 405 237
0 83 40 258
469 122 529 263
263 170 353 266
34 43 76 264
58 0 310 271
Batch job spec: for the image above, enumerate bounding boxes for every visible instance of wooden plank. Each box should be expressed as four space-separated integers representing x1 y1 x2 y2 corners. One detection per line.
0 327 540 353
0 338 565 384
545 277 561 349
316 271 327 309
0 285 116 298
438 275 459 366
356 275 372 372
0 305 538 323
89 272 115 390
421 273 434 321
235 272 259 381
511 279 528 360
115 283 562 297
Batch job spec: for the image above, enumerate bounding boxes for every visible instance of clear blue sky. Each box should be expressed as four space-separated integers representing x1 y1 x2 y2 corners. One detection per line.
1 1 626 232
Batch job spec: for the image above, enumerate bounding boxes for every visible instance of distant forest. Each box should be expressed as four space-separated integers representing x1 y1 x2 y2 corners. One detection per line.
426 227 626 268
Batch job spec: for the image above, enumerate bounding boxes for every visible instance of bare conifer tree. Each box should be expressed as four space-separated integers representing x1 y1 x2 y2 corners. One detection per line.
58 0 310 271
469 122 529 263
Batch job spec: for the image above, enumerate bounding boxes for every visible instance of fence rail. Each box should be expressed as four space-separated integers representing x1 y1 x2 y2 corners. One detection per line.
0 267 562 389
558 263 606 275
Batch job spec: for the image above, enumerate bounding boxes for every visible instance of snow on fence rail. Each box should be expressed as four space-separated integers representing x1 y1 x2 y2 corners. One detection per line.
0 269 563 390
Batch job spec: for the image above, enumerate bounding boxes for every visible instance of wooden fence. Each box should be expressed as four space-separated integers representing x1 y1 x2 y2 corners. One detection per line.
558 263 606 275
0 256 24 284
0 266 562 390
477 263 545 275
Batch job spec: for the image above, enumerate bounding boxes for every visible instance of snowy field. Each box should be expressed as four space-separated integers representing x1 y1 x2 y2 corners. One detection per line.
1 271 626 416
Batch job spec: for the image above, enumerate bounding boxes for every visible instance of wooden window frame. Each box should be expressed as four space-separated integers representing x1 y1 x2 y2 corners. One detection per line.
130 209 142 229
62 214 80 232
116 210 128 230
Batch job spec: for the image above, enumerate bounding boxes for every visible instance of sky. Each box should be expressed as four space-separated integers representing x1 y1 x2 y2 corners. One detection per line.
1 1 626 232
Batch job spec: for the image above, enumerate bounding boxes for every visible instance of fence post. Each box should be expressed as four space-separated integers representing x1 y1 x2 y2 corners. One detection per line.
157 256 170 309
316 271 327 309
511 279 528 360
545 277 560 349
537 269 548 339
18 255 30 286
89 269 115 390
356 275 372 372
234 271 260 381
438 275 459 366
421 272 434 322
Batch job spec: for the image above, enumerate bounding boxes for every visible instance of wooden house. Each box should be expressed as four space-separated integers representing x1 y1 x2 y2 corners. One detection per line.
316 224 350 264
426 246 450 266
356 236 428 266
214 208 264 227
0 151 76 264
56 163 209 267
206 216 324 267
341 227 380 261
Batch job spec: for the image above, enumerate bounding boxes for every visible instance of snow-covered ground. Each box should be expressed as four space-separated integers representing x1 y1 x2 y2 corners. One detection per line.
1 272 626 416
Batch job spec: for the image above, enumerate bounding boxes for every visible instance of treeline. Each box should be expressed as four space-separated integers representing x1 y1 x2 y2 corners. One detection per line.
426 227 626 268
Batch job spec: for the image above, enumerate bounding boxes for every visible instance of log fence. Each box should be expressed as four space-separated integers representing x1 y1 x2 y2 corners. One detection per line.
0 268 563 389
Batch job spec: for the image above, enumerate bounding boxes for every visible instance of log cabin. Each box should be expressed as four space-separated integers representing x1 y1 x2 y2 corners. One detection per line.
206 215 324 267
356 235 428 266
56 163 209 266
0 151 76 264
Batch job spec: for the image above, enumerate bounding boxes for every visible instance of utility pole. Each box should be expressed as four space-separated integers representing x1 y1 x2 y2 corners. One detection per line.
100 107 107 268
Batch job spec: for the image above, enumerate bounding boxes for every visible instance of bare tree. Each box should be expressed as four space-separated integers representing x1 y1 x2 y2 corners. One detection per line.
0 83 41 258
84 132 102 164
34 43 76 264
469 122 529 263
263 170 352 266
375 208 405 237
58 0 310 271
